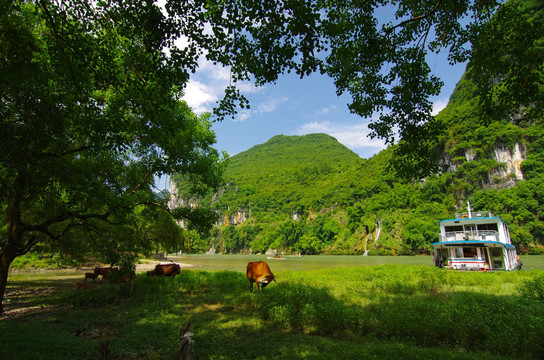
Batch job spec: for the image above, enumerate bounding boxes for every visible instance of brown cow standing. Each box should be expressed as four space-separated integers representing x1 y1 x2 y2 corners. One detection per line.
147 263 181 277
94 266 113 280
115 272 134 290
246 261 276 292
84 272 99 282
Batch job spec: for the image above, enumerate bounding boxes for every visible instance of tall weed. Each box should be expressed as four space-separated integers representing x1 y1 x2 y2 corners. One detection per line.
518 271 544 301
256 266 544 358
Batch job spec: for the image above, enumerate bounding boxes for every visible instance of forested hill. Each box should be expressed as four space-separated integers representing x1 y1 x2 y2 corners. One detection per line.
217 133 364 216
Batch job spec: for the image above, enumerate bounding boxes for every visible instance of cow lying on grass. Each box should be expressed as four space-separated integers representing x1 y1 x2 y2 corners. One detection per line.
147 263 181 277
246 261 276 292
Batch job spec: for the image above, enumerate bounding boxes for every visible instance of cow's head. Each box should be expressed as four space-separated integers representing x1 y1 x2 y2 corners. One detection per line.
259 274 276 288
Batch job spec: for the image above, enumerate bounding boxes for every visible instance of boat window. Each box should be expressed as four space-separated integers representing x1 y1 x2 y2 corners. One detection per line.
491 248 501 257
445 225 463 232
454 248 463 258
477 223 498 231
463 247 477 258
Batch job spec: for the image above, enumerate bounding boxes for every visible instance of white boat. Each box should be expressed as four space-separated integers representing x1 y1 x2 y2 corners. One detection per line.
267 256 286 260
431 202 521 271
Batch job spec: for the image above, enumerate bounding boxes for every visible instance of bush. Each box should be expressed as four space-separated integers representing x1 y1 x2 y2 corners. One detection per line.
10 252 79 269
519 272 544 301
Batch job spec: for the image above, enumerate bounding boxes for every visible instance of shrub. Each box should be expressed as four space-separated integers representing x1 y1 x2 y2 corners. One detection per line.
519 272 544 301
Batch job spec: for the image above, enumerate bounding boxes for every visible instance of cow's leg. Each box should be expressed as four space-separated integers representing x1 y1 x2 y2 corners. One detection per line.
249 280 254 292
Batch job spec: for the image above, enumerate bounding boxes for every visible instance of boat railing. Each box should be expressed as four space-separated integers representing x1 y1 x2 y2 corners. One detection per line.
455 211 492 219
440 230 499 242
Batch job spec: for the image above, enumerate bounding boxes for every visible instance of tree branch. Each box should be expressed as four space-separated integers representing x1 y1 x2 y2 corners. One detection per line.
16 236 39 256
383 0 443 36
42 145 90 158
24 210 113 235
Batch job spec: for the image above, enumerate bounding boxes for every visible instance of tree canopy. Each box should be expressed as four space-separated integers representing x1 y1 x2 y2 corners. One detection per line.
0 0 230 313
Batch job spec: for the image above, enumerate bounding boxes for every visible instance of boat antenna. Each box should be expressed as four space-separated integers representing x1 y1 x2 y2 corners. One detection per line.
467 201 472 218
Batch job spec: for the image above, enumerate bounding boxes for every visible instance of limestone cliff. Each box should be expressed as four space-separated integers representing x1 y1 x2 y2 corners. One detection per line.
439 142 526 189
168 179 250 227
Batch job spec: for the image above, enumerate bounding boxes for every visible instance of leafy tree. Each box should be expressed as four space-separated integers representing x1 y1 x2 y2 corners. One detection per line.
296 233 321 255
134 206 186 254
401 217 436 253
0 1 232 312
172 0 542 177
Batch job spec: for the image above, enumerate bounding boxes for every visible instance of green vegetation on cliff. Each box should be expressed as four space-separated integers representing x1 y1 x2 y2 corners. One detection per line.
173 126 543 255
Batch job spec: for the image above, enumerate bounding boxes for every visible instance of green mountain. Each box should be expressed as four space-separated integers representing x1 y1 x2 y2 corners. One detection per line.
218 133 363 217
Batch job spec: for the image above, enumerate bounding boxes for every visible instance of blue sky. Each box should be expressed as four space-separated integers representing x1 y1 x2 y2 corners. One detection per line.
153 52 467 192
153 53 467 191
183 52 467 159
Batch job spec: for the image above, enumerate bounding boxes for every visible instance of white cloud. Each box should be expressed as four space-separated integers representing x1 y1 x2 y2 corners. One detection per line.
229 96 289 122
432 98 449 116
182 80 218 114
182 61 263 115
257 97 288 114
315 105 337 116
234 110 251 122
294 121 387 156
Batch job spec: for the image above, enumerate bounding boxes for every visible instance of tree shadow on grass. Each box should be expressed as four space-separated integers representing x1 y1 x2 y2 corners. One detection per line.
2 277 86 318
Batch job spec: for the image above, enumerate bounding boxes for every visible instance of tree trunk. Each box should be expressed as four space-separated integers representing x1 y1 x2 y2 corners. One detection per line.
0 173 25 314
0 252 15 314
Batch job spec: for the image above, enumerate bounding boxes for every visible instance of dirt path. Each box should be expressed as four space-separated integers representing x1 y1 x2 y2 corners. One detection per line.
1 259 193 320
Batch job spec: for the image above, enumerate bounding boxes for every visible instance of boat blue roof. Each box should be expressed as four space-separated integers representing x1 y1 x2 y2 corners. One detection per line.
431 240 515 249
439 217 503 224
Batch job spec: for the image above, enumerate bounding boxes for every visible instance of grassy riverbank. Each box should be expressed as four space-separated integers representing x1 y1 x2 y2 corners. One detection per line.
1 265 543 359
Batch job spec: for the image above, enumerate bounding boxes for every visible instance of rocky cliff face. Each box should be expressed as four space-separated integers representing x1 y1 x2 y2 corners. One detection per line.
168 179 199 228
219 207 250 226
168 180 250 227
492 142 525 182
439 142 526 189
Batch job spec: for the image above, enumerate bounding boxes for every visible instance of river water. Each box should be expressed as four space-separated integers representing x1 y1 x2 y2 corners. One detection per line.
169 254 544 272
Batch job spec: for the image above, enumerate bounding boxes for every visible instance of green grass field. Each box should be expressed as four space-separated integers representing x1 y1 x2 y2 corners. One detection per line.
1 260 543 359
